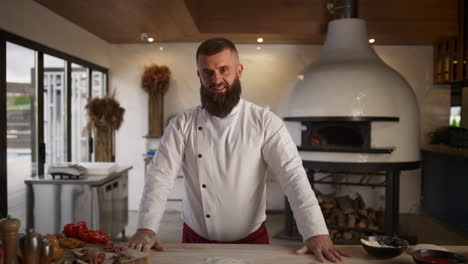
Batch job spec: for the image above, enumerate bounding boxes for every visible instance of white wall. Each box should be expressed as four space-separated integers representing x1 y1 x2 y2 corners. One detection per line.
0 0 111 68
110 43 450 212
1 0 450 214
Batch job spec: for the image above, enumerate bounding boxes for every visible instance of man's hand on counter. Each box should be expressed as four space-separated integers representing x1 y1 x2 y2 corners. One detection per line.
128 229 166 252
296 234 349 263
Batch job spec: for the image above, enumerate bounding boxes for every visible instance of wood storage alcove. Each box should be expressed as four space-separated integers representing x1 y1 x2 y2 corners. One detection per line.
85 91 125 162
142 64 171 137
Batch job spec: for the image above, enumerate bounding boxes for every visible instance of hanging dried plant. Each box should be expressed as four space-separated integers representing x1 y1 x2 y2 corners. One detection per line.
85 90 125 131
141 64 171 94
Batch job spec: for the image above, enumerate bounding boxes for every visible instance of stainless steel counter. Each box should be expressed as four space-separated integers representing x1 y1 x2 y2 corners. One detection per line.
25 166 132 239
25 166 132 185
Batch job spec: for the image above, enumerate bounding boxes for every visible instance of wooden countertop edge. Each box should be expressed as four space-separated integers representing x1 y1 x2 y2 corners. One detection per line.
422 144 468 157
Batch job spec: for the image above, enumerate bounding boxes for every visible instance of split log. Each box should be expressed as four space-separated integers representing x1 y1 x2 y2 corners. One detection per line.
358 209 368 218
322 203 335 209
347 214 357 228
342 232 353 240
336 195 353 210
376 208 385 228
354 193 366 210
337 212 346 227
368 209 377 223
358 219 369 229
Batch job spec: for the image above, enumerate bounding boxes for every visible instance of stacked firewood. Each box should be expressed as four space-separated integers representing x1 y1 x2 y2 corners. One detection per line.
316 190 385 241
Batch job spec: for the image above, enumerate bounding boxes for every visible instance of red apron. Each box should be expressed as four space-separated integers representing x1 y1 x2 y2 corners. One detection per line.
182 222 270 244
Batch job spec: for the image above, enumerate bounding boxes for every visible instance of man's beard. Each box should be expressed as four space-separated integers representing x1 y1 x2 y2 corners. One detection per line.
200 77 241 118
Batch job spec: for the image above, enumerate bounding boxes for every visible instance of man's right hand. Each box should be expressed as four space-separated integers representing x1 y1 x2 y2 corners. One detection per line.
128 229 165 252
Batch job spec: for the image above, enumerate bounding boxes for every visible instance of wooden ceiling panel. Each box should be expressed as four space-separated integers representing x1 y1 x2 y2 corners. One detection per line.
33 0 460 45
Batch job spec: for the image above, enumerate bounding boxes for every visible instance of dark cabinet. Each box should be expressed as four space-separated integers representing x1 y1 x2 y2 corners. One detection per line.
421 149 468 235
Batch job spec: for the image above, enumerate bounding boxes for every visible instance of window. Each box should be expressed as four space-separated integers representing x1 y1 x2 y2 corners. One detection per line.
450 106 461 127
6 42 38 230
71 63 90 162
1 30 108 219
44 54 67 165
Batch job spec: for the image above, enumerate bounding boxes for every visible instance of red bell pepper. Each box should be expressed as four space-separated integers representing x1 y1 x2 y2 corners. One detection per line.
78 229 94 243
89 230 110 244
64 221 88 238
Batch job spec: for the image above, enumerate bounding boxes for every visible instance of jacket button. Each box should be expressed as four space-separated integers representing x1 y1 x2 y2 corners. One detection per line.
206 214 210 218
198 126 203 131
202 184 206 188
198 154 202 158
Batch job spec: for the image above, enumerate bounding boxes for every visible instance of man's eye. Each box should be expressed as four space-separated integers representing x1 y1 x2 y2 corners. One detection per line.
204 71 213 77
220 67 228 74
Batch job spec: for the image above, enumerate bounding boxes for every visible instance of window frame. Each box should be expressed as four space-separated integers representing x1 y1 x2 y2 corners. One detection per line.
0 29 108 218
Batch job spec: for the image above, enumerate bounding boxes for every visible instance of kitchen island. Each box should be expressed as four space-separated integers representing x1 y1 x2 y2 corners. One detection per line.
146 244 468 264
25 166 132 239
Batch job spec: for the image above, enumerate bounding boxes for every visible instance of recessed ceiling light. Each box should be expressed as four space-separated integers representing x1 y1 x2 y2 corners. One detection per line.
159 47 164 51
147 37 154 43
256 46 262 50
368 38 375 44
257 37 264 43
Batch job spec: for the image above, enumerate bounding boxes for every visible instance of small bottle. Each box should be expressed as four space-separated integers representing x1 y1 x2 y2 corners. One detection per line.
19 228 41 264
0 215 21 264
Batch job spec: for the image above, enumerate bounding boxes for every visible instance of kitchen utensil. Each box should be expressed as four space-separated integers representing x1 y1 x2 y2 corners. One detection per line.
39 238 52 264
0 215 20 264
360 235 408 259
19 228 42 264
412 249 466 264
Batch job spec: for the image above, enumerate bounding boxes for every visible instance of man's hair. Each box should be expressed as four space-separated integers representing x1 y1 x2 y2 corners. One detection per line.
196 38 238 61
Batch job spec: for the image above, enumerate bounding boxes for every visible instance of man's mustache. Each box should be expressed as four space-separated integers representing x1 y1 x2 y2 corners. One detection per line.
209 83 228 89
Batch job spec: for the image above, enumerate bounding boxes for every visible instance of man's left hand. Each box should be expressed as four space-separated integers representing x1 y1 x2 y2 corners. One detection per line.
296 234 349 263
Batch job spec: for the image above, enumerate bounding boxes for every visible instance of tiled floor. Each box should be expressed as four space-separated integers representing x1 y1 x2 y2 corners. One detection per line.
124 210 468 246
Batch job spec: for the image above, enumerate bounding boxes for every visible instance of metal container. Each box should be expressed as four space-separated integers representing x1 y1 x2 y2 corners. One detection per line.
19 228 41 264
39 239 52 264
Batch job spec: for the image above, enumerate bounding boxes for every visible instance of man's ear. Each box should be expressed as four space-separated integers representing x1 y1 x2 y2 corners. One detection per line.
237 64 244 78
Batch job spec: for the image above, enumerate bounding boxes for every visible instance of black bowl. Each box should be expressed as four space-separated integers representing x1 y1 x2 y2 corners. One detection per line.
360 235 409 259
412 249 466 264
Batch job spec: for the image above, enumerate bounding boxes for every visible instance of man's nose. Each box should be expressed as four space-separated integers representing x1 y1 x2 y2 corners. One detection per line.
210 71 222 83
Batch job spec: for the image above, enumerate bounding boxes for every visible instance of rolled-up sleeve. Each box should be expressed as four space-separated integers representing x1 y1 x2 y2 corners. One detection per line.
137 117 185 233
261 114 328 241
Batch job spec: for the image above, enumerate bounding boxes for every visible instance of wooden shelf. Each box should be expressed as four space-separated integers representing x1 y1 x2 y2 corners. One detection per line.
434 0 467 84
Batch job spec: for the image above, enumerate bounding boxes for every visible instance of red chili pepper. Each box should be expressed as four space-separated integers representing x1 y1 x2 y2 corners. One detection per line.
104 243 114 252
96 252 106 264
64 221 88 238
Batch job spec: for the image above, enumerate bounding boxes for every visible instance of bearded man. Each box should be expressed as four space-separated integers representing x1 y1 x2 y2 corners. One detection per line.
129 38 348 263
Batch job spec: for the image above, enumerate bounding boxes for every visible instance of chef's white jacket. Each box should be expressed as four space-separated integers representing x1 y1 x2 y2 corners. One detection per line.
138 98 328 241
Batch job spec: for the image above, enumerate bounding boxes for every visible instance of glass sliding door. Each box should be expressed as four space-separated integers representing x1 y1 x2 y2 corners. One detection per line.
44 55 67 165
1 30 109 219
92 71 106 98
6 42 38 230
71 63 89 162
